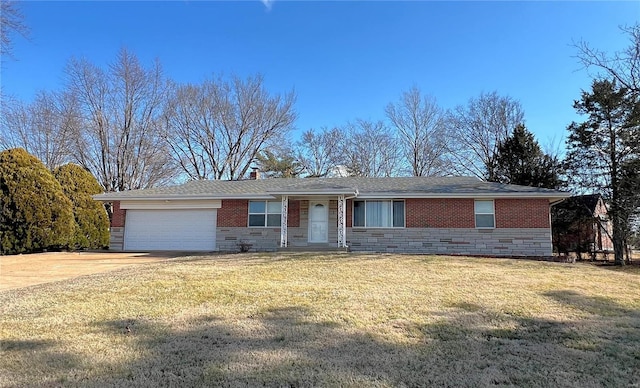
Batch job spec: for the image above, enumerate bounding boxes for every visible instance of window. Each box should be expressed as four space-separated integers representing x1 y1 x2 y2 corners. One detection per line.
353 200 404 228
249 200 281 227
475 200 495 228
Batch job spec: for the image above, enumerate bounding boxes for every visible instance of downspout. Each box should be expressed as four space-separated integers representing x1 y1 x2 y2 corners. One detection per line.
345 188 359 200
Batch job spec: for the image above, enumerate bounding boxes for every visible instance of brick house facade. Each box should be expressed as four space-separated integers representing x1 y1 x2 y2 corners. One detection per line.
100 177 568 256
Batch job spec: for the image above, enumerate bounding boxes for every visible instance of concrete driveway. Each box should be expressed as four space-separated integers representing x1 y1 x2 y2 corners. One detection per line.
0 251 185 291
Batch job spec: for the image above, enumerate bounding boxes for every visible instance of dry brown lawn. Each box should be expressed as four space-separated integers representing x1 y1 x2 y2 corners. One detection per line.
1 253 639 387
0 251 183 291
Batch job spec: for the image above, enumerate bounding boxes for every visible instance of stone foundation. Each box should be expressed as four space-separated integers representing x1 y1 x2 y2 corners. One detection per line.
216 227 281 252
347 227 552 256
109 227 124 251
112 224 551 256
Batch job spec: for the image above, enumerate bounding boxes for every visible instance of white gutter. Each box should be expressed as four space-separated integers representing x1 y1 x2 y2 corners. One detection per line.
93 189 570 202
344 188 359 200
92 194 277 201
355 192 572 200
266 190 358 196
549 198 568 206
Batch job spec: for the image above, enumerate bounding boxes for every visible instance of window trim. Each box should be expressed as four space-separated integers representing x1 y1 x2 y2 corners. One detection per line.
248 200 282 228
474 199 495 229
352 199 405 229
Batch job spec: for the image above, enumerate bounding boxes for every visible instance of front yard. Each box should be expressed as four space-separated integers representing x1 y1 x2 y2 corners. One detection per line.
1 253 639 387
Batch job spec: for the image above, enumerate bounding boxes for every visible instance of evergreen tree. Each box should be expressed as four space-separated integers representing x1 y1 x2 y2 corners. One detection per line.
493 124 564 189
0 148 74 254
565 79 640 265
53 163 110 249
255 149 303 178
619 158 640 257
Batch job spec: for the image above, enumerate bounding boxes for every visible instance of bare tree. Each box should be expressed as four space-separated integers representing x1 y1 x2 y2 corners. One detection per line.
446 91 525 181
575 24 640 95
65 48 177 192
0 91 77 168
162 82 218 180
0 96 27 150
1 0 29 60
162 74 296 180
295 127 342 177
385 87 449 176
340 120 402 177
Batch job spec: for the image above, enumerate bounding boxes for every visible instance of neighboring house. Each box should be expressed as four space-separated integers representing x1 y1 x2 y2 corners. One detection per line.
552 194 614 256
94 175 570 257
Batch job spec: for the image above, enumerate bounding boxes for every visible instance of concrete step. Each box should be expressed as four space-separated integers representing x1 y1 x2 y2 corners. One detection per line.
278 245 350 252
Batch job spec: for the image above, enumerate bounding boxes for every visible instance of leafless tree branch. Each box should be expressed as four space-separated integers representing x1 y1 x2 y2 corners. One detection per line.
385 86 450 176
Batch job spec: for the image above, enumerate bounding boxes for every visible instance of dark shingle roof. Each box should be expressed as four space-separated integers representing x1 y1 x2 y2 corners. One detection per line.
552 194 603 216
94 176 570 201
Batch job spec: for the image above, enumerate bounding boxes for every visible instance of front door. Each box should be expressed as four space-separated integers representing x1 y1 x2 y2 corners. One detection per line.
309 201 328 243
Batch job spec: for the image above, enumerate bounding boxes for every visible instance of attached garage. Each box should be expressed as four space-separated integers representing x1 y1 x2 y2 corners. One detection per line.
117 200 222 251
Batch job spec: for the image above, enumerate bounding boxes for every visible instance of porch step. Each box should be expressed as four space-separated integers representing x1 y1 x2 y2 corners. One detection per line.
278 245 350 253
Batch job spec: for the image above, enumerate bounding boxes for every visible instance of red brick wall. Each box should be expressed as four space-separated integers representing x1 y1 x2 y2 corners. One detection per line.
288 200 300 227
216 197 551 229
495 199 550 228
406 198 475 228
111 201 126 227
593 198 607 219
217 199 298 228
218 199 248 227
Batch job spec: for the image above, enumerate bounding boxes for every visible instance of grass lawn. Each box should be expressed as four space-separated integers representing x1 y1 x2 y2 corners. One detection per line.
1 253 639 387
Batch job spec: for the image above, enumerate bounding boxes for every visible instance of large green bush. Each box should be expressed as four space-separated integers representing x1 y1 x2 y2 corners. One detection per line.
53 163 109 249
0 148 74 254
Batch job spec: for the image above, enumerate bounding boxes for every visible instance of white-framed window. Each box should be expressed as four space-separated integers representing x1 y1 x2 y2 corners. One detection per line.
474 200 495 228
248 200 281 227
353 200 405 228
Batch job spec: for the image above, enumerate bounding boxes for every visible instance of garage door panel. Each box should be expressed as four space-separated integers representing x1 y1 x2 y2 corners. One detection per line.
124 209 216 251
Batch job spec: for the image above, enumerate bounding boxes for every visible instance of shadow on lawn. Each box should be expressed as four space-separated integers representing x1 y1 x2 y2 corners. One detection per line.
6 293 640 387
1 339 85 385
48 298 640 386
544 289 639 317
1 338 55 351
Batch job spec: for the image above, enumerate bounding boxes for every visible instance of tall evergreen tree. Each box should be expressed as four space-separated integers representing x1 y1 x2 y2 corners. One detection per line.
0 148 74 254
493 124 564 189
255 149 303 178
565 79 640 265
53 163 110 250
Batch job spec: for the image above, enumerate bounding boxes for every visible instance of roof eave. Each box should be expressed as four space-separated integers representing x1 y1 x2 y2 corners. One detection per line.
356 192 572 200
93 190 572 202
266 190 358 196
92 194 277 201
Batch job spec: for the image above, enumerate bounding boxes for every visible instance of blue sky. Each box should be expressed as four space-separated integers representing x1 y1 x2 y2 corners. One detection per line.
2 1 639 151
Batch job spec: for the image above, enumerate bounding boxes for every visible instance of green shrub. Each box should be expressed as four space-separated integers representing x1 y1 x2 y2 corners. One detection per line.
53 163 109 250
0 148 74 254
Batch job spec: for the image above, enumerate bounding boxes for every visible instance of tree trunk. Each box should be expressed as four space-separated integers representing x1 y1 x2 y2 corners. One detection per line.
612 215 626 265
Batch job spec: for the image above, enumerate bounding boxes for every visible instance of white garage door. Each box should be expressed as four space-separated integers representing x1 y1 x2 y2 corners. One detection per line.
124 209 217 251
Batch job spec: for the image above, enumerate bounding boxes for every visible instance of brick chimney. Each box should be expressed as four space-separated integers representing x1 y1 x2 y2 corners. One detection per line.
249 167 260 180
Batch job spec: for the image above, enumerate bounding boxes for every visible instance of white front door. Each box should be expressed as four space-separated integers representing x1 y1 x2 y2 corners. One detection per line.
309 201 328 243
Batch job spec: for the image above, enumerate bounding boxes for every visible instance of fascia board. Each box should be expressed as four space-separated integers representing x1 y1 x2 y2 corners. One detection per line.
356 192 572 200
92 194 277 201
266 190 358 196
